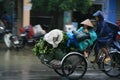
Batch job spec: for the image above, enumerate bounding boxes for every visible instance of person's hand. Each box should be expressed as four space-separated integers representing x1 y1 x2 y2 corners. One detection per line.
84 29 89 33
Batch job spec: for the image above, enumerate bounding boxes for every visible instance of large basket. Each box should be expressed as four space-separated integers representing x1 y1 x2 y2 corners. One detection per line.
54 49 66 60
40 49 66 63
44 53 54 63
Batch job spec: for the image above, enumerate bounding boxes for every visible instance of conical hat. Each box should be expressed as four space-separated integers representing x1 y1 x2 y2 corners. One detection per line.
81 19 93 27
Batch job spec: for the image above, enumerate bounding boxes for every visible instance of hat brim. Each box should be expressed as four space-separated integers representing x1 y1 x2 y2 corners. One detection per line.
80 19 94 27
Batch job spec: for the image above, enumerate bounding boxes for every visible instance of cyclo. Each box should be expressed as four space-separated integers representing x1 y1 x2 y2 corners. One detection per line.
33 29 120 80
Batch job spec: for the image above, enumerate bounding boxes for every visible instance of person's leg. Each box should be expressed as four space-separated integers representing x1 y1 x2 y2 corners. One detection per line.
101 47 110 61
91 42 99 63
84 51 88 58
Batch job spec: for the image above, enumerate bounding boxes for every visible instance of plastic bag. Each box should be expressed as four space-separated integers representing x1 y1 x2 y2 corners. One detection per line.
72 30 90 42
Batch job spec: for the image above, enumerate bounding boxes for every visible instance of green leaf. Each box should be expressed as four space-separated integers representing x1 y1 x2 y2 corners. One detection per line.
32 0 92 13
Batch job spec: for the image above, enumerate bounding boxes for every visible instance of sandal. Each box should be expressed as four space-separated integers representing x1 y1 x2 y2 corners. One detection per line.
104 57 110 62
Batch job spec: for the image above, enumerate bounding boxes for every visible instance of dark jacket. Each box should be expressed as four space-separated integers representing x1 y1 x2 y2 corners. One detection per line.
93 11 118 45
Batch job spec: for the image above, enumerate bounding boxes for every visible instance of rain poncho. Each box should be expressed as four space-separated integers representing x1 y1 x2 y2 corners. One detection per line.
67 27 97 51
93 11 119 55
77 27 97 51
93 11 119 45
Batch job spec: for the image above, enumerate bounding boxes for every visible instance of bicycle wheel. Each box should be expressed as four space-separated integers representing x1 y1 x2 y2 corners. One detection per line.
102 52 120 77
54 69 65 77
61 52 87 79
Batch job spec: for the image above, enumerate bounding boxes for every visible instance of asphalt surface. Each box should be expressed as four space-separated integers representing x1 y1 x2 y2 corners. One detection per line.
0 42 120 80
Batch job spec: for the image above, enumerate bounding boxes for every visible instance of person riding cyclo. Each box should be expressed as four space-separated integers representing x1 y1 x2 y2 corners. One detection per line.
91 10 119 63
67 19 97 58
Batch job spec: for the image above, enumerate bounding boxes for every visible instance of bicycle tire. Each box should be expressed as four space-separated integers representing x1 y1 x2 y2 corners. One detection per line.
61 52 87 79
54 69 65 77
102 52 120 77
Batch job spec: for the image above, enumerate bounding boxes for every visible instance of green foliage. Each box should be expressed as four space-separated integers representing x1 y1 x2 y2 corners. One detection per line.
31 0 92 13
33 32 80 61
33 39 54 57
33 32 68 57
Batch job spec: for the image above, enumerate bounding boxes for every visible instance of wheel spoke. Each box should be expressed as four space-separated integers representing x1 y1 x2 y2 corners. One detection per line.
62 53 87 79
103 53 120 77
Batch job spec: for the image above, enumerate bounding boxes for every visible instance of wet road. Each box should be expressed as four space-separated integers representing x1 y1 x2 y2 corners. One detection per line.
0 42 120 80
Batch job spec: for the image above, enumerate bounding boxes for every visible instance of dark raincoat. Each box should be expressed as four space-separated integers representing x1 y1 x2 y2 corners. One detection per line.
93 11 119 54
